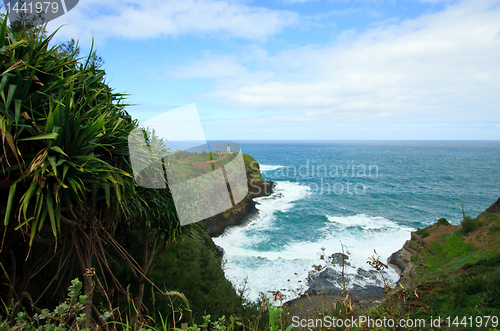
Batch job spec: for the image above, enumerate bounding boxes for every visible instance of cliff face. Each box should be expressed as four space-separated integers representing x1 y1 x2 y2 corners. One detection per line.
486 197 500 213
387 224 449 289
385 198 500 318
248 179 274 198
204 154 274 237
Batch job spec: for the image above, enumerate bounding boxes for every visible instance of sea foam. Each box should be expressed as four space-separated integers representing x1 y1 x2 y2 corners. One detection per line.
259 165 285 171
213 181 413 302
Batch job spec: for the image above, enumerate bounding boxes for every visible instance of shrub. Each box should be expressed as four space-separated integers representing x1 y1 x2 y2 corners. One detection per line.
461 215 480 234
415 228 430 238
461 204 480 234
437 218 450 226
0 279 89 330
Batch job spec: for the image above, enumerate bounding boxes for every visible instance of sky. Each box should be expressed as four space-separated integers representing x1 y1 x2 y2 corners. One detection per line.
19 0 500 139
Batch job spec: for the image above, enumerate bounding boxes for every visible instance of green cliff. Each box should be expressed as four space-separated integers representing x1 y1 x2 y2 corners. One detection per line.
204 154 274 237
378 198 500 329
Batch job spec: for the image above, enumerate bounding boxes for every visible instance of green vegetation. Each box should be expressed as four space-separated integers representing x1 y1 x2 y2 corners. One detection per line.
422 235 475 272
415 227 430 238
437 217 450 226
462 204 481 234
0 16 277 331
0 279 89 330
462 215 481 234
362 203 500 330
147 224 260 324
2 12 500 331
242 154 265 185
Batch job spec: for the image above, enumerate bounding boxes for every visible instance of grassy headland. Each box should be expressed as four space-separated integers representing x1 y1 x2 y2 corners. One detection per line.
362 199 500 330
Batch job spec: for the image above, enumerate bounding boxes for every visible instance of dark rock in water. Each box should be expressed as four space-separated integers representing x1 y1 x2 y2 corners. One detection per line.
214 244 224 258
356 267 377 280
306 266 386 298
307 267 344 294
356 268 371 278
307 267 365 295
329 253 351 266
268 192 283 200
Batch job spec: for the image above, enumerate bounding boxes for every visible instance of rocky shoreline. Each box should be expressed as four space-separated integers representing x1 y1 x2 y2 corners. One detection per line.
286 252 391 318
201 153 428 314
387 232 426 289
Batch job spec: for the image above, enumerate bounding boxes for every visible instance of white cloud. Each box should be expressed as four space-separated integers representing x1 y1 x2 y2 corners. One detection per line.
174 0 500 128
46 0 299 42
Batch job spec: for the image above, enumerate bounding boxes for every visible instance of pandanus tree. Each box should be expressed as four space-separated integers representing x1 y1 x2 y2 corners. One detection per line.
0 16 181 326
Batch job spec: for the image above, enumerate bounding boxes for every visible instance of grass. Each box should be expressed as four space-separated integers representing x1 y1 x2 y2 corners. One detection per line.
391 208 500 330
423 250 500 326
421 234 478 276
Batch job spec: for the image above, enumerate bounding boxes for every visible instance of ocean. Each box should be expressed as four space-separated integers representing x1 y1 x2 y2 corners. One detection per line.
212 140 500 302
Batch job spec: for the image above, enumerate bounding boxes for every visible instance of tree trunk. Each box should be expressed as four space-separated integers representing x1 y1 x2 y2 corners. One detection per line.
74 226 95 329
131 234 149 325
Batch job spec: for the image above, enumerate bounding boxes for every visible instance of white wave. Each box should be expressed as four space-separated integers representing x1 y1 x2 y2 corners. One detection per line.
217 225 411 302
214 181 312 300
326 214 413 230
259 165 285 171
255 181 310 213
214 185 413 302
215 181 310 241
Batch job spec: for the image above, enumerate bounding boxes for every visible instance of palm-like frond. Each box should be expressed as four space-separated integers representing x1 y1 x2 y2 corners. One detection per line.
0 15 137 244
0 16 183 326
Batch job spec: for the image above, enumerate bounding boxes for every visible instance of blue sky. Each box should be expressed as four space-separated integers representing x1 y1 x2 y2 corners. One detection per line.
33 0 500 139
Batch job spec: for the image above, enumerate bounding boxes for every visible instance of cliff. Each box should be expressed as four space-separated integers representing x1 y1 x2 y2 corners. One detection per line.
389 199 500 289
383 198 500 320
204 154 274 237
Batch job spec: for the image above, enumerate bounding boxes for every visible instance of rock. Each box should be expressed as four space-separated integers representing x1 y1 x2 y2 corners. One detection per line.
214 244 224 258
356 268 375 279
486 197 500 214
204 196 259 237
204 156 275 237
329 253 350 266
306 266 386 299
350 284 385 298
204 179 274 237
307 267 344 294
387 238 424 289
250 180 275 198
387 248 410 276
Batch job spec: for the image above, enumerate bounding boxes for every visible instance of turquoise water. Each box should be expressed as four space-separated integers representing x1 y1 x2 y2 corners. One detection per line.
212 141 500 301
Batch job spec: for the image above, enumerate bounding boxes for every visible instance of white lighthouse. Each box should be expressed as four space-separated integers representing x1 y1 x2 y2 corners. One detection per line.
226 142 231 153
